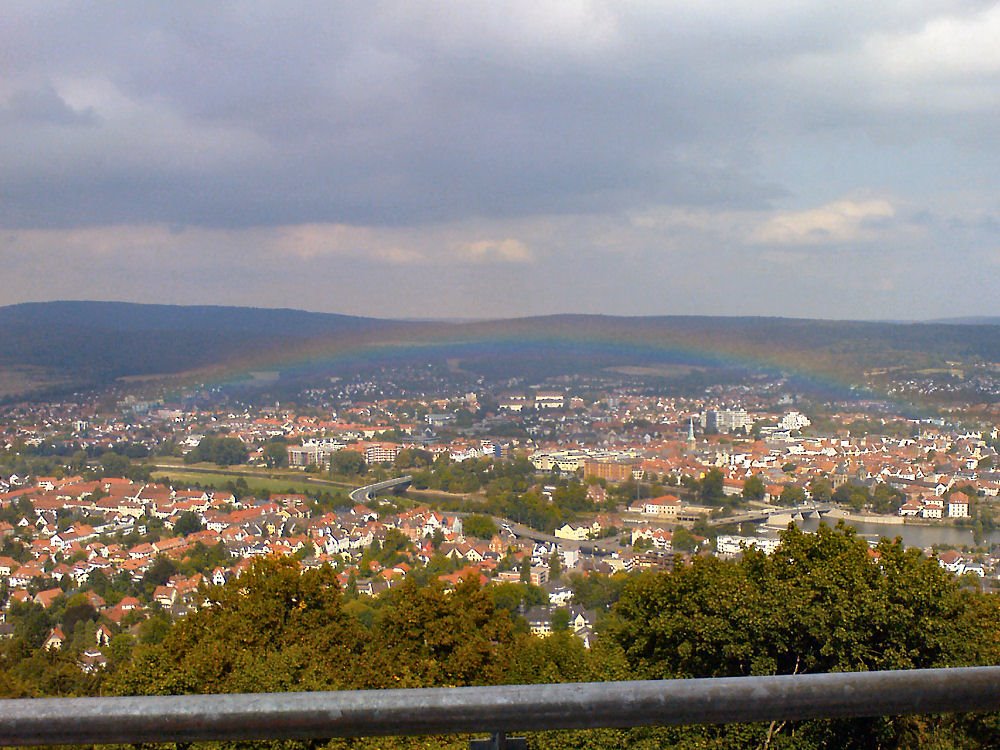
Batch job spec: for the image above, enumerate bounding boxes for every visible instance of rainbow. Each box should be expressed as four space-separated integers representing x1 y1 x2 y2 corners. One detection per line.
183 315 889 405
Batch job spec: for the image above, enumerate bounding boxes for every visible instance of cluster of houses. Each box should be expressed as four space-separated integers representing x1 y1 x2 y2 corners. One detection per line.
2 380 998 676
0 475 623 671
5 379 998 528
288 436 509 469
937 549 992 578
898 491 972 519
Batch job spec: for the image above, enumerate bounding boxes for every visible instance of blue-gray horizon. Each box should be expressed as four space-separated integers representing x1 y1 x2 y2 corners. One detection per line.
3 3 998 320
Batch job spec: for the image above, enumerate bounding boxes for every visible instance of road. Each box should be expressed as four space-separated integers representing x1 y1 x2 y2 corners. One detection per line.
349 475 413 504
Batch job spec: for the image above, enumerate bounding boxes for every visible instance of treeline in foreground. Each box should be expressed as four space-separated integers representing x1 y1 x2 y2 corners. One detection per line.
2 524 999 749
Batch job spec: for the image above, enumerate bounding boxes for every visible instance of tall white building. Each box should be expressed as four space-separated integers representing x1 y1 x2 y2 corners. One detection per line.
706 408 750 433
778 411 811 431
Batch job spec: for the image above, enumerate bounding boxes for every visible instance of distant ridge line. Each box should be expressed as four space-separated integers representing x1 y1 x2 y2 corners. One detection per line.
3 300 997 327
1 300 998 401
926 316 1000 326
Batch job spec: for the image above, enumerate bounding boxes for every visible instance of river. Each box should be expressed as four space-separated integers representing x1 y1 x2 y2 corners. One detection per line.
749 517 1000 550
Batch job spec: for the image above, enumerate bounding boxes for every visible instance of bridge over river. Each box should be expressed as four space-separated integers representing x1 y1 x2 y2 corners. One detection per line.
708 503 833 527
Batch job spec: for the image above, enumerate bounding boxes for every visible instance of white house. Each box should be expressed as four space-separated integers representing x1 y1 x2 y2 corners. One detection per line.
635 495 682 517
554 522 599 541
716 535 782 556
921 498 944 519
948 492 971 519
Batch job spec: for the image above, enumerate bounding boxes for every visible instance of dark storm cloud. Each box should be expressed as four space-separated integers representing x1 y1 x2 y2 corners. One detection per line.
3 2 999 320
0 2 878 230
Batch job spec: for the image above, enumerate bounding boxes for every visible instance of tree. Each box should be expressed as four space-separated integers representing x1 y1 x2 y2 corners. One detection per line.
378 528 411 564
809 478 833 503
833 482 870 512
107 633 136 667
262 441 289 469
488 582 548 614
68 449 89 474
173 511 203 537
568 572 628 610
429 527 445 549
98 451 130 478
550 607 570 632
330 450 367 477
394 448 433 469
12 603 51 649
671 525 698 553
742 475 766 502
779 484 807 506
184 437 248 467
362 577 516 689
549 551 562 580
870 483 903 514
138 612 173 646
698 468 725 505
141 555 177 590
487 489 568 534
61 600 97 639
178 542 230 576
462 514 498 540
505 630 594 685
605 522 1000 747
224 477 250 501
112 558 364 696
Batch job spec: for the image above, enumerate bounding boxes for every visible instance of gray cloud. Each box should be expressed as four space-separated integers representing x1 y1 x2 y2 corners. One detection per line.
1 2 998 319
2 84 99 126
0 3 836 228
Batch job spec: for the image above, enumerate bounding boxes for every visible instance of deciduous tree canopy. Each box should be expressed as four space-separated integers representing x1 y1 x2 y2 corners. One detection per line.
603 523 1000 747
3 524 998 748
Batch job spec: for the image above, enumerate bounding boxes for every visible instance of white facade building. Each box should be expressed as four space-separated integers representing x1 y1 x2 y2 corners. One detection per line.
778 411 811 431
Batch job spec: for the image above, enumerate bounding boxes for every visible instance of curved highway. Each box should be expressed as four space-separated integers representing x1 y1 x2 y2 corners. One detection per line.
349 475 413 504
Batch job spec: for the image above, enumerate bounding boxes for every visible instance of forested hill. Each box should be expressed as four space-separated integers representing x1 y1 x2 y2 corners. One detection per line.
0 302 413 393
2 301 1000 397
0 301 393 336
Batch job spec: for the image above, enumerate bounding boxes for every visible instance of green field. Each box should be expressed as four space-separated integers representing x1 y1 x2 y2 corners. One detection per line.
152 464 354 498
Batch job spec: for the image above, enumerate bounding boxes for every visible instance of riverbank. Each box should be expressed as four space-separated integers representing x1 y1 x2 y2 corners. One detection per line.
763 508 905 529
822 508 904 526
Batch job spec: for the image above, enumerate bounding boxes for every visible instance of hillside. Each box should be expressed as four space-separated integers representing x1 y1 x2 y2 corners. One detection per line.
0 302 412 397
2 301 1000 399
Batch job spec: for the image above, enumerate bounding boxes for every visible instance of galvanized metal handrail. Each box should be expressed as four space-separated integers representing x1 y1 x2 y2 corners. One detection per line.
2 667 999 746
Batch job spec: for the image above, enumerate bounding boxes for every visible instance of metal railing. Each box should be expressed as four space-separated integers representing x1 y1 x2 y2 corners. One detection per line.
2 667 999 747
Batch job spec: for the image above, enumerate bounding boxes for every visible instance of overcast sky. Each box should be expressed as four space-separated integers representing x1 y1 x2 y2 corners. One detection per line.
3 2 999 320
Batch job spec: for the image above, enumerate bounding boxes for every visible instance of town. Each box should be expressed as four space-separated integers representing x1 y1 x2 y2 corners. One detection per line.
1 362 998 674
4 3 1000 742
